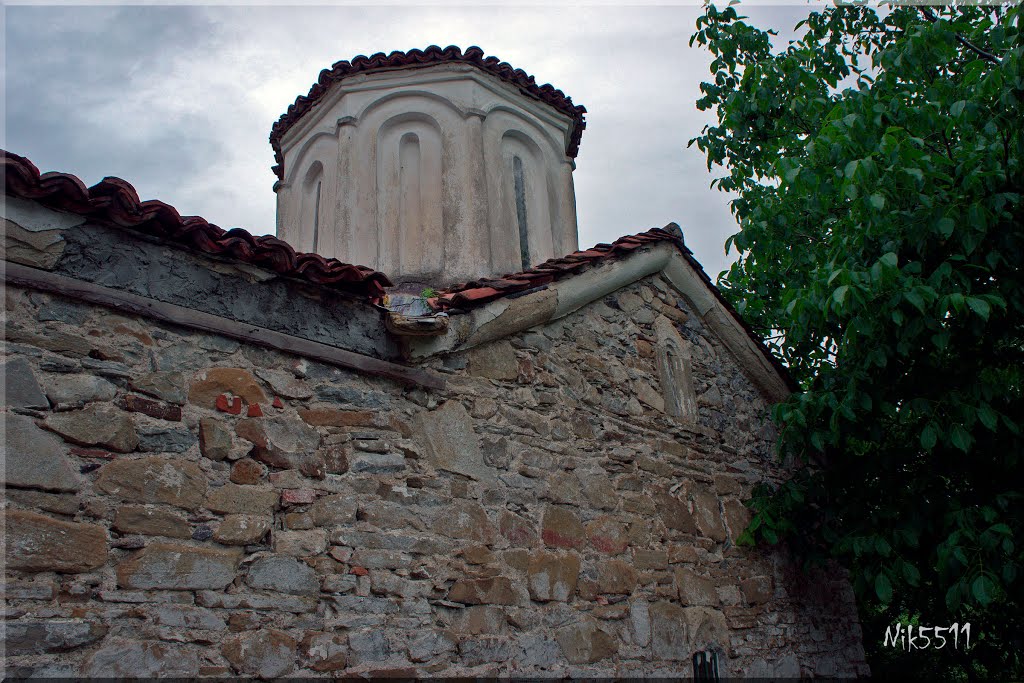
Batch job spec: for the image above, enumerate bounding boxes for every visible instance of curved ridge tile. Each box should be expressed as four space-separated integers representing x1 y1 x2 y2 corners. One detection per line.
269 45 587 180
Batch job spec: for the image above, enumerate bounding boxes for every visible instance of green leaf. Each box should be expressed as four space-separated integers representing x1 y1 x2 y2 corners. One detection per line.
978 405 999 431
879 252 898 269
967 297 991 320
935 217 955 238
874 573 893 603
945 584 961 611
951 424 971 452
833 285 850 306
858 392 872 411
902 562 921 587
950 100 967 118
844 160 859 179
904 290 926 313
971 575 995 606
810 431 825 451
869 193 885 210
1004 415 1021 435
920 424 938 450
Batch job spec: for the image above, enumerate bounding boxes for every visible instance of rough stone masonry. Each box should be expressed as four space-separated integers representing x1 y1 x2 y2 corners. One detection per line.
3 138 868 677
3 275 868 678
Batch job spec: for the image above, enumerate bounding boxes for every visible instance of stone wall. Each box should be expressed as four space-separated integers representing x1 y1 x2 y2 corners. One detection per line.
4 200 398 361
3 271 868 678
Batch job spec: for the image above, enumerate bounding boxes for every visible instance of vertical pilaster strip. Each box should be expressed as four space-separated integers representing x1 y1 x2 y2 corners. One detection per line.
463 109 491 279
335 116 358 262
558 159 580 256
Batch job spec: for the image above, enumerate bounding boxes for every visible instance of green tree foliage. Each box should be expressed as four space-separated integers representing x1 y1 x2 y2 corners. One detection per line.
690 3 1022 679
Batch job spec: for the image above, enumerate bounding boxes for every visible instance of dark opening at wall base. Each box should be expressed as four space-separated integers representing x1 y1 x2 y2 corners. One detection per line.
693 650 720 681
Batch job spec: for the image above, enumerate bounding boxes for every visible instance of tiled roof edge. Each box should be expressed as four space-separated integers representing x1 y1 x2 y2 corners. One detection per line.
434 224 799 393
1 150 393 300
269 45 588 180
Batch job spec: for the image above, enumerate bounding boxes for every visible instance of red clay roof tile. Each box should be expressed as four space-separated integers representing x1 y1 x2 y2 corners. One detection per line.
269 45 587 181
433 227 683 310
2 150 392 300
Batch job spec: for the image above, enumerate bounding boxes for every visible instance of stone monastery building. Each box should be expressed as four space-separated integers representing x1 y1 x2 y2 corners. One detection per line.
3 46 869 678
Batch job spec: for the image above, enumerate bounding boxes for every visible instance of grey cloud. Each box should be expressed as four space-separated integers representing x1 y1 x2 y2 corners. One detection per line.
6 7 229 209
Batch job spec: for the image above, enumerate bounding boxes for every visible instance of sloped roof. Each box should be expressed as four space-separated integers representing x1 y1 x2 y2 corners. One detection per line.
433 224 798 394
434 227 683 310
269 45 588 180
1 150 392 300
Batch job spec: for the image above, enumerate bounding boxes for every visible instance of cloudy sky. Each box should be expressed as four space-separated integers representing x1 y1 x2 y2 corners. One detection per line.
4 3 814 280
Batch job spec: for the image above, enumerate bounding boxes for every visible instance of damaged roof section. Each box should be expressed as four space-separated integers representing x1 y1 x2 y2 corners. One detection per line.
415 224 797 401
433 227 685 310
2 150 392 301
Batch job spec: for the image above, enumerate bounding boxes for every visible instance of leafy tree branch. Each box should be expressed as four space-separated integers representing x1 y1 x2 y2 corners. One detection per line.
691 3 1022 679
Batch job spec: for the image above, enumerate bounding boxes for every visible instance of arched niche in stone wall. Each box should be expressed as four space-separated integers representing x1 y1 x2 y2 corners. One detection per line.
482 108 569 274
654 314 699 422
348 93 464 274
500 130 555 271
300 161 324 254
376 114 444 279
281 133 337 254
483 104 566 160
